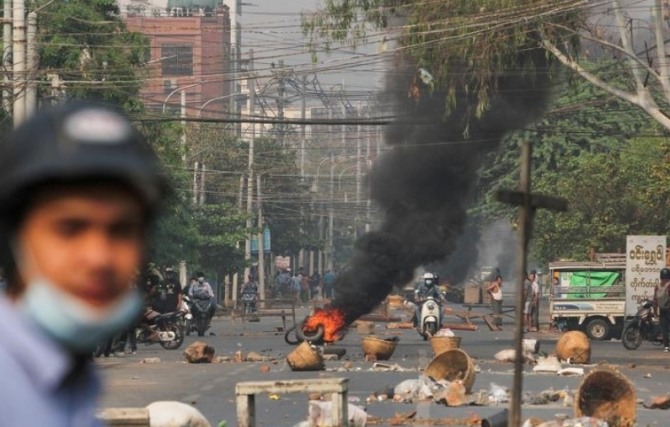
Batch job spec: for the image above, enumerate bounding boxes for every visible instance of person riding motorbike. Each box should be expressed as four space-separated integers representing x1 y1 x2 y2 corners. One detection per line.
188 272 216 324
413 272 446 327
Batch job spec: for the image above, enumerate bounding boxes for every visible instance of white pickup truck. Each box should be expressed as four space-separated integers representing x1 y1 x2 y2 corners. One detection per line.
548 254 626 340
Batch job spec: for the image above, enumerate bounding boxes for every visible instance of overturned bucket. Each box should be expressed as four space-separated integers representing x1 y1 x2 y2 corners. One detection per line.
481 409 507 427
424 348 475 393
556 330 591 364
575 368 636 427
362 336 398 360
429 336 461 356
286 341 325 371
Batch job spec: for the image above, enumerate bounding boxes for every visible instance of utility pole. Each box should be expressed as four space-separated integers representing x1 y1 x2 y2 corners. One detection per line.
496 140 567 427
12 0 25 127
300 75 307 178
2 0 11 113
277 59 286 145
199 163 206 205
193 161 199 205
25 11 36 117
180 90 187 161
243 49 255 290
256 174 265 303
230 175 246 307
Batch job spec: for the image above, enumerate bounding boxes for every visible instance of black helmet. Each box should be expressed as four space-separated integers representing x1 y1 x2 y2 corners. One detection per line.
0 102 166 217
661 268 670 280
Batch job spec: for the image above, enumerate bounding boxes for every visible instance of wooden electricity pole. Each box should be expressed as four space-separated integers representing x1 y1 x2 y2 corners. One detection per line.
496 140 567 427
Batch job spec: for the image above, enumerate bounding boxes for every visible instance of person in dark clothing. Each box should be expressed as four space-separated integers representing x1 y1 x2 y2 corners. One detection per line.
153 268 182 314
654 267 670 352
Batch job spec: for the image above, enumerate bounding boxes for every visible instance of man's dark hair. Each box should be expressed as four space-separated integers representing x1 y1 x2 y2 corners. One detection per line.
495 275 503 281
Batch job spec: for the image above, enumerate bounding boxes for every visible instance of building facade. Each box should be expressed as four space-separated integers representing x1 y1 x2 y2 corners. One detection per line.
123 1 231 117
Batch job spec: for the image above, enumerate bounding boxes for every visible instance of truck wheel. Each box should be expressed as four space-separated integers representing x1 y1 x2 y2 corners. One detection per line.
585 318 610 340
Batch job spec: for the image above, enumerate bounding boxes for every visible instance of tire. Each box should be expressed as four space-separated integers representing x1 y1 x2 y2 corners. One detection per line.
185 319 192 336
159 324 185 350
284 325 302 345
585 318 610 340
622 322 643 350
196 316 207 337
425 322 437 338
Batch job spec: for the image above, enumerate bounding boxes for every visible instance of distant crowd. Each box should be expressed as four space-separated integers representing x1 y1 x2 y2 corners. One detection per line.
271 268 338 303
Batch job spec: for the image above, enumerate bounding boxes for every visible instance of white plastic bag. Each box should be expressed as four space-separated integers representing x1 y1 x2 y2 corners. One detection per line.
488 382 509 404
434 328 455 337
307 401 367 427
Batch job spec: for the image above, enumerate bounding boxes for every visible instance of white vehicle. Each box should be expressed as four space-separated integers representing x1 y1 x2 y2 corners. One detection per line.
548 254 626 340
417 296 442 340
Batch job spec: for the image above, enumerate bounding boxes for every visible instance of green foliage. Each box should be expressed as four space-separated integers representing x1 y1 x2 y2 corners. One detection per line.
302 0 581 117
30 0 149 111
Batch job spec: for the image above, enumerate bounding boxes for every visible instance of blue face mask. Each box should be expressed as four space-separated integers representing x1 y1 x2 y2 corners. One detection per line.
21 278 142 354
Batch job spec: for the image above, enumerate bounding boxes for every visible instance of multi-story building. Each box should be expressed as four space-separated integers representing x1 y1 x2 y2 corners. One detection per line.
122 0 232 117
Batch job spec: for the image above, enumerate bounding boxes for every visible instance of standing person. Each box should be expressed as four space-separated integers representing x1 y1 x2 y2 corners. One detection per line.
323 269 336 300
487 275 504 330
300 269 310 303
275 268 291 298
153 267 182 314
523 271 534 332
530 270 540 332
310 272 321 300
291 271 302 304
241 274 259 312
0 102 165 426
654 268 670 352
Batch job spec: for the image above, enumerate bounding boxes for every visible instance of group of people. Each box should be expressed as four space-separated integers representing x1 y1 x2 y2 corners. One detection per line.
272 268 337 303
486 270 541 331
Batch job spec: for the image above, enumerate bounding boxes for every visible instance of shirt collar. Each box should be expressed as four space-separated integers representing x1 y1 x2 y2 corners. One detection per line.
0 295 86 391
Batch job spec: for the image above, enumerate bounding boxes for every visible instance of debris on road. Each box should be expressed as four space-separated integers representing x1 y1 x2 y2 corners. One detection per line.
286 342 324 371
533 355 562 373
146 401 211 427
433 380 467 406
525 388 572 405
140 357 161 364
370 362 405 372
304 400 367 427
535 417 608 427
494 348 536 364
424 348 476 393
245 351 266 362
214 356 231 363
362 336 399 361
643 394 670 409
488 382 509 404
183 342 215 364
575 368 635 427
556 367 584 377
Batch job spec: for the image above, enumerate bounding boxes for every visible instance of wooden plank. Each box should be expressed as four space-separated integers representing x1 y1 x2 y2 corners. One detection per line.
483 315 501 331
441 323 478 331
236 378 348 395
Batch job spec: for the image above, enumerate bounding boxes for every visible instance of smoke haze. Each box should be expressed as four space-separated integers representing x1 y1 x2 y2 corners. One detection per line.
331 52 554 325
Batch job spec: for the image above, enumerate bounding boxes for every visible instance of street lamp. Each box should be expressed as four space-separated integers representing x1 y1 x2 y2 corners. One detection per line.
198 92 248 117
162 83 199 114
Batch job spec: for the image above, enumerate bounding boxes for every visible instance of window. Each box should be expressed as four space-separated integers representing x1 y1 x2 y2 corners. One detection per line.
161 44 193 76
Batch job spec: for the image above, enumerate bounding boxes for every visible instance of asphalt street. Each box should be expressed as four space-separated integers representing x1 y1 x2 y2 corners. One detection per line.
98 303 670 426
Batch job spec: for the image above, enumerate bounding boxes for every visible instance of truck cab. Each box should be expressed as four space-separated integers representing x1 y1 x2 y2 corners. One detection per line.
548 254 626 340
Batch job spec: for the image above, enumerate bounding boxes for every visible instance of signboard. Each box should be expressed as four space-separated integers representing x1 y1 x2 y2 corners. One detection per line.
275 256 290 270
626 235 667 315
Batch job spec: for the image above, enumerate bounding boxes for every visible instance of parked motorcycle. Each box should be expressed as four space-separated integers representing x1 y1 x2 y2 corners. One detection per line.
136 311 185 350
189 296 214 337
416 296 441 340
622 299 663 350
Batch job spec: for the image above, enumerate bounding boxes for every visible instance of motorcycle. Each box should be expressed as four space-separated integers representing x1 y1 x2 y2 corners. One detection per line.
136 311 185 350
622 299 663 350
242 292 257 315
189 296 214 337
416 296 442 340
182 296 195 336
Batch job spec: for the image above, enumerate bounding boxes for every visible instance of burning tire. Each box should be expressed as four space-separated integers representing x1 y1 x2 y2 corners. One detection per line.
295 319 325 343
284 325 303 345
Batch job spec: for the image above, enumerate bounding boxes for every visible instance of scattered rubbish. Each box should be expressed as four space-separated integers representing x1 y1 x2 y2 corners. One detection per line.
644 373 651 378
533 355 562 373
575 368 635 427
434 380 467 406
214 356 231 363
526 388 570 405
482 409 508 427
523 338 541 354
183 342 216 364
348 396 360 403
536 417 608 427
488 382 509 404
234 351 244 363
269 394 281 400
556 331 591 364
140 357 161 364
146 401 211 427
306 401 367 427
557 367 584 377
434 328 455 337
259 364 271 374
424 348 476 393
643 394 670 409
370 362 404 372
494 348 535 364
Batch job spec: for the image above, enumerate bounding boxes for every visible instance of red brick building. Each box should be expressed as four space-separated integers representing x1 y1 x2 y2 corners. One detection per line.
124 6 231 118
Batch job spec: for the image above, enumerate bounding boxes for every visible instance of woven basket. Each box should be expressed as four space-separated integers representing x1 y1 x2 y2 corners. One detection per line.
575 368 636 427
424 348 476 393
556 330 591 364
361 336 398 360
429 336 462 356
286 341 324 371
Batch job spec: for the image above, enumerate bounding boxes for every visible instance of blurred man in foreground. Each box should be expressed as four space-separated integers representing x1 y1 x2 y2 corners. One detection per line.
0 103 165 426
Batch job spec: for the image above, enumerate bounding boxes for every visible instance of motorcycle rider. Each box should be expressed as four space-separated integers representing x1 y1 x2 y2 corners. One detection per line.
0 102 165 425
413 272 446 327
241 274 259 312
654 267 670 352
189 271 216 323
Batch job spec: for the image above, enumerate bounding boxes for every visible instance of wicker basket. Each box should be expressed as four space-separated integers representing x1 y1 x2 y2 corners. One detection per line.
361 336 398 361
429 336 462 356
556 330 591 364
424 348 476 393
286 341 324 371
575 368 636 427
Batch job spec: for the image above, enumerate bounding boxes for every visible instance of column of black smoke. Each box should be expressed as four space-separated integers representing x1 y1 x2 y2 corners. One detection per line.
330 50 554 325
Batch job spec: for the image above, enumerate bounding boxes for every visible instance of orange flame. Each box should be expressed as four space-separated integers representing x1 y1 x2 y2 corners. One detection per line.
303 307 347 343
